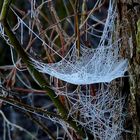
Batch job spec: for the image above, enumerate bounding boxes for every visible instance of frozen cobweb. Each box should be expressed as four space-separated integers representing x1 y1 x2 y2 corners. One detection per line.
31 41 128 85
55 83 127 140
78 87 125 140
0 0 128 85
0 1 129 139
29 0 128 85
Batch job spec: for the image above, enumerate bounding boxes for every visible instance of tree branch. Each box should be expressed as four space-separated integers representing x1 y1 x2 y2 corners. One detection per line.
0 0 86 138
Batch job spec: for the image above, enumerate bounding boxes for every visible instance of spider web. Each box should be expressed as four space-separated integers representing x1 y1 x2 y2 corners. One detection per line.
0 1 129 139
50 82 127 140
29 0 128 85
0 0 128 85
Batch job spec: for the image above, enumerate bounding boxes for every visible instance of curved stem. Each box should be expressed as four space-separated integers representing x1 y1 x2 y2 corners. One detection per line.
0 0 86 138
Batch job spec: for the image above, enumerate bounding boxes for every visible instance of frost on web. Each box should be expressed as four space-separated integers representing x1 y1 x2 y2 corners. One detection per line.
30 42 128 85
0 0 128 85
0 1 129 139
62 83 126 140
29 0 128 85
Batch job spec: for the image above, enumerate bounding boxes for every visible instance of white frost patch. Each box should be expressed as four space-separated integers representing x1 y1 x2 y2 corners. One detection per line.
30 43 128 85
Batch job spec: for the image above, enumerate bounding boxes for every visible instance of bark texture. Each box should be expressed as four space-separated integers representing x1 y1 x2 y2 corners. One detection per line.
117 0 140 139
